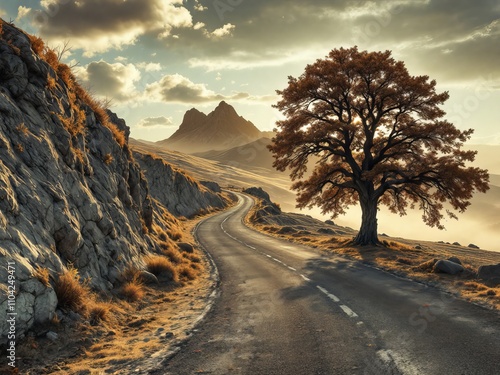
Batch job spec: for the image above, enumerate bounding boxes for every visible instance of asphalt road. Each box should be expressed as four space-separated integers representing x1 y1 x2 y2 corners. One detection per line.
158 193 500 375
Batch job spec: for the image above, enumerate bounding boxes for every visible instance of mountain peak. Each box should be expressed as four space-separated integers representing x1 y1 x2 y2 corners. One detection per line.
158 102 262 153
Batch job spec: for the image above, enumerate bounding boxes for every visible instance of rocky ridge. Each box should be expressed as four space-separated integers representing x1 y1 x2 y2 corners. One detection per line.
0 20 227 343
158 101 263 153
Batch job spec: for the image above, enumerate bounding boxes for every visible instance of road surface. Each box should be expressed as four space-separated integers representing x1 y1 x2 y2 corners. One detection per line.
158 193 500 375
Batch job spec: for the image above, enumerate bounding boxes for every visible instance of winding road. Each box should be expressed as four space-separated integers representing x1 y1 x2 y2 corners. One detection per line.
158 193 500 375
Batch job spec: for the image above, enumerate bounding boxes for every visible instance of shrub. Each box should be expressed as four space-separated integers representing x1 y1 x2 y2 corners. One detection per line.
28 34 45 56
178 264 197 281
168 228 183 241
33 266 50 287
88 302 111 324
120 280 144 302
162 248 183 264
54 267 89 311
144 255 178 282
15 143 24 153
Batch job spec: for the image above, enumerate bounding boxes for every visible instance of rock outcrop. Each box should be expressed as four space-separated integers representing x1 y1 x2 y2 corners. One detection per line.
0 20 227 343
158 101 263 153
134 152 228 218
477 264 500 286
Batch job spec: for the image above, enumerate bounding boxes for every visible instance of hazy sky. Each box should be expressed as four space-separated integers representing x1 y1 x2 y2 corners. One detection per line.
1 0 499 143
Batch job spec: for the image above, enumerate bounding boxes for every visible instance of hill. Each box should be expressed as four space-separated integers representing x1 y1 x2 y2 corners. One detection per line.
0 20 229 345
194 137 275 171
157 101 263 153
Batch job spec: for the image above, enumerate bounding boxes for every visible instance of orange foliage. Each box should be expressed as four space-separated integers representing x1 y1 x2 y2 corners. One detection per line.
270 47 490 246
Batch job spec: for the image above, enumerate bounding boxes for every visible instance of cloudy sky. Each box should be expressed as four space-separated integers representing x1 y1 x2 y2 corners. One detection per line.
1 0 499 143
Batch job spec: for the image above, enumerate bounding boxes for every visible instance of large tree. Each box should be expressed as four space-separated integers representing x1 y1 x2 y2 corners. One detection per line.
269 47 489 246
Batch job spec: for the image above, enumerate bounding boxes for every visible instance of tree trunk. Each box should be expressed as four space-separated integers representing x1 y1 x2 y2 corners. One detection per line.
354 196 380 246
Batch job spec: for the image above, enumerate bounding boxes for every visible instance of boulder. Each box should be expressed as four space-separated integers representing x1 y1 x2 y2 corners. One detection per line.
447 257 462 265
433 260 465 275
318 228 336 235
468 244 480 249
243 187 271 203
477 264 500 286
138 271 159 285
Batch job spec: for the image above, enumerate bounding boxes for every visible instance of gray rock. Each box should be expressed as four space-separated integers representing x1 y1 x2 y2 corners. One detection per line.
243 187 271 202
200 181 222 193
134 152 228 218
468 243 480 249
447 257 462 265
433 260 465 275
318 228 336 235
452 242 461 246
138 270 159 285
0 22 220 343
477 264 500 286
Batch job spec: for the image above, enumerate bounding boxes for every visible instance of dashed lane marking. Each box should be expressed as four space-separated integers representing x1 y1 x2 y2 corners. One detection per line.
340 304 359 318
300 274 311 282
288 266 297 271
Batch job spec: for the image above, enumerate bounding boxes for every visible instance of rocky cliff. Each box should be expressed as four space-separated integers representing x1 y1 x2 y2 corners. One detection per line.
134 151 228 218
158 101 263 153
0 20 226 343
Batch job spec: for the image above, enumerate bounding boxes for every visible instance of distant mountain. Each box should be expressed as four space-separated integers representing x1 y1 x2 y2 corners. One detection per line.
158 101 263 153
194 137 275 171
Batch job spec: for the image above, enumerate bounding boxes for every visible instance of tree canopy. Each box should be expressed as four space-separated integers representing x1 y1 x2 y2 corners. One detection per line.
269 47 489 245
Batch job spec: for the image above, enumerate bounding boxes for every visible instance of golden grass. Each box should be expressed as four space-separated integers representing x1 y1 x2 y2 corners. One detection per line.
46 74 56 90
103 153 113 165
120 280 145 302
162 248 183 264
177 264 197 281
88 301 112 324
54 267 90 311
144 255 178 282
15 143 24 152
168 228 183 241
33 266 50 287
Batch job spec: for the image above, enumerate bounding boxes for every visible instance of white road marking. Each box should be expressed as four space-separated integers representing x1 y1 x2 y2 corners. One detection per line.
265 254 272 258
288 266 297 271
300 274 311 282
246 245 256 250
340 305 359 318
375 349 422 375
316 285 340 302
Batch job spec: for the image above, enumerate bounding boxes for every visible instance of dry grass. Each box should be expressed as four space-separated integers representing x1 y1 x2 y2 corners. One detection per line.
46 74 56 90
54 267 89 311
33 266 50 287
177 264 197 281
120 279 145 302
144 255 178 282
168 228 183 241
103 153 113 165
162 248 183 264
16 123 29 135
88 301 112 324
28 34 45 56
15 143 24 152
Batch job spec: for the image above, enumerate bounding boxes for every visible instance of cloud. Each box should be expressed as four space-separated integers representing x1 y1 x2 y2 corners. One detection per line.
16 6 32 21
137 62 162 72
205 23 236 39
137 116 174 128
145 74 275 104
74 61 141 103
32 0 193 56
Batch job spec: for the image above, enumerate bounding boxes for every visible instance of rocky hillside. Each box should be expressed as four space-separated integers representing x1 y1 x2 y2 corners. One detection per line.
134 151 228 218
0 20 227 343
158 101 263 153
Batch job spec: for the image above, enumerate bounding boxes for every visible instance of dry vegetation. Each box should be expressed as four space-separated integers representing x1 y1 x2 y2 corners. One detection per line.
24 31 126 148
8 212 213 374
246 198 500 310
